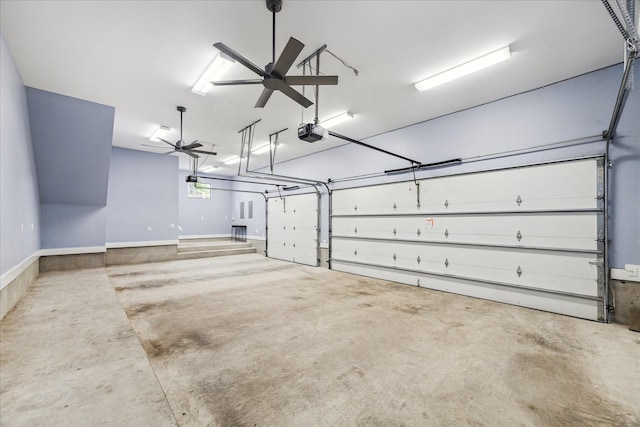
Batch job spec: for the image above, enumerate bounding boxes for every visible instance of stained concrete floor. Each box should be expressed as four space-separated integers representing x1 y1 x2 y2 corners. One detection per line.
1 254 639 426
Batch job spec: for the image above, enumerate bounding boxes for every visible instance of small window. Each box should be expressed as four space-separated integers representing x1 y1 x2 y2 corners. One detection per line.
240 201 245 219
188 182 211 199
248 201 253 219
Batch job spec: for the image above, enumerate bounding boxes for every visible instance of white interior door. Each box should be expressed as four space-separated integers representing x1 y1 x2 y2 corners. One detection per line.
331 158 605 321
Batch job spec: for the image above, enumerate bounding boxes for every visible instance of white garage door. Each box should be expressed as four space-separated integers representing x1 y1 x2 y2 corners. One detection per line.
267 193 319 266
331 157 605 321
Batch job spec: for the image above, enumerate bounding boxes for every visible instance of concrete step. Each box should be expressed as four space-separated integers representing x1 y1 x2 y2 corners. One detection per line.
176 247 257 260
177 242 253 253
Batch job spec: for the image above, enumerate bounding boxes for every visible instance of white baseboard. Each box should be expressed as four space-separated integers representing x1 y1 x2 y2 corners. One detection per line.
106 240 178 249
611 267 640 283
0 253 40 291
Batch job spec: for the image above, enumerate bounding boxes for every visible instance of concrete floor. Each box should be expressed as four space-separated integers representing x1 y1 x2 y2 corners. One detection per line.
1 254 639 426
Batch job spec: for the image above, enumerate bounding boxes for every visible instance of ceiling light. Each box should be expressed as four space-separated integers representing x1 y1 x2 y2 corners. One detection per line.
321 111 354 128
191 53 235 96
223 156 244 165
149 125 170 142
252 142 281 155
200 165 218 172
414 46 512 92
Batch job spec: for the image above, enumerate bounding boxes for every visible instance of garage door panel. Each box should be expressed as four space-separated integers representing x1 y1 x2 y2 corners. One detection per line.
333 213 599 251
333 159 601 215
331 261 600 321
332 238 598 296
330 158 605 321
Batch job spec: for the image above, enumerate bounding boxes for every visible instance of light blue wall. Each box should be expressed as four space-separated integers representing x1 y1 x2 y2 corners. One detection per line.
177 171 234 237
106 148 178 244
26 88 113 206
230 189 267 240
25 87 114 250
40 204 105 249
0 33 40 275
272 64 639 268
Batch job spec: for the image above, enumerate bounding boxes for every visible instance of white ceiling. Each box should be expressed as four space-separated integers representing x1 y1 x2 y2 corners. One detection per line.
0 0 626 175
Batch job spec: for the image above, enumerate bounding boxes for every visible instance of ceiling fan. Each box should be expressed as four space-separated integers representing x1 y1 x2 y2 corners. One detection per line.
142 106 217 159
211 0 338 108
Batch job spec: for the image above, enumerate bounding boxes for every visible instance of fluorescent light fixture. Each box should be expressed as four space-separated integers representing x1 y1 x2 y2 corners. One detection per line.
149 125 170 142
191 53 235 96
200 165 218 172
321 111 354 128
223 156 244 165
414 46 511 92
252 142 281 155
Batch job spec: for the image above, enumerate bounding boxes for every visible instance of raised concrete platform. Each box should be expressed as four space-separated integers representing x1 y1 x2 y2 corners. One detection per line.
177 238 257 260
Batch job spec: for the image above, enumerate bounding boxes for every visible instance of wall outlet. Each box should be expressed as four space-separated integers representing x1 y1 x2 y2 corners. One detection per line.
201 216 204 220
170 224 175 228
147 226 152 231
20 224 24 232
31 223 34 230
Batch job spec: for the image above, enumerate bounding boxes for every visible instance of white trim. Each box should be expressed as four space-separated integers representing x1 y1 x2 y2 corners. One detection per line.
247 235 266 241
611 267 640 283
106 240 178 249
178 234 231 240
0 253 40 291
40 246 106 256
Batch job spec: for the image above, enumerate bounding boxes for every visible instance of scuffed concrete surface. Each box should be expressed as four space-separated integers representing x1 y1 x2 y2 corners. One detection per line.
0 268 177 426
2 254 638 426
107 254 640 426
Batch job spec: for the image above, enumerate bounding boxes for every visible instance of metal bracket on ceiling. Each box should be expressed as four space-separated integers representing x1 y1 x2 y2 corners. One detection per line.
268 128 288 173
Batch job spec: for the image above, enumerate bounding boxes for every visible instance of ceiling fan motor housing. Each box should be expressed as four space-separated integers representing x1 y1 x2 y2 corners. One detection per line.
266 0 282 13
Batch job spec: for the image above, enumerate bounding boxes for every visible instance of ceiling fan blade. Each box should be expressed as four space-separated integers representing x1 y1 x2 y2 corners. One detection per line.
182 142 203 150
181 150 200 159
278 84 313 108
272 37 304 77
212 79 263 86
285 75 339 86
157 137 177 148
189 149 218 156
255 88 274 108
162 150 175 155
213 42 267 77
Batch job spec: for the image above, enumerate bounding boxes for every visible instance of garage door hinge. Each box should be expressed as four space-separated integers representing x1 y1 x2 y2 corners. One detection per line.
516 195 522 206
517 266 522 277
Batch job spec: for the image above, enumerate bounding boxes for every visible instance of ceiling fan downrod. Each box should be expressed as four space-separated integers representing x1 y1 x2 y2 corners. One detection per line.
177 105 186 147
266 0 282 71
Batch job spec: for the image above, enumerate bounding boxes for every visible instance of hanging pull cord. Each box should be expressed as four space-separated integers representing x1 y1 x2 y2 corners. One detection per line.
325 49 359 76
